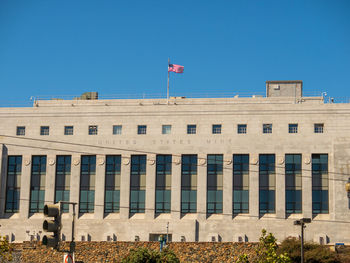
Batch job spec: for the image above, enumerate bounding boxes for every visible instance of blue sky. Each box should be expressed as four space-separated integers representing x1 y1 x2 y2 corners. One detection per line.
0 0 349 105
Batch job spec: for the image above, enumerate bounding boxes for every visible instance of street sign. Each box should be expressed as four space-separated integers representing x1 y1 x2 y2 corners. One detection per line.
63 253 74 263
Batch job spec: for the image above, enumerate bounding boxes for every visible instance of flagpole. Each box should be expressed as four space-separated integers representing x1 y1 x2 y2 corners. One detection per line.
167 58 170 104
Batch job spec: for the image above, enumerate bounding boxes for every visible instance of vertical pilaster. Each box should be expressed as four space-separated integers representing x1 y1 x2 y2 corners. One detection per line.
94 155 105 219
0 144 7 217
70 155 81 215
197 154 207 220
146 154 155 219
302 154 312 218
45 155 56 205
171 155 181 220
20 155 31 219
276 155 285 218
249 154 259 218
223 154 233 218
120 154 130 219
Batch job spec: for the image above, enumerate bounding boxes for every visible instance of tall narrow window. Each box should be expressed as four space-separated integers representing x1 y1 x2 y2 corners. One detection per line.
30 156 47 213
259 154 275 214
207 154 223 214
130 155 146 213
312 154 328 214
79 156 96 213
55 156 71 212
155 155 172 214
181 155 197 213
105 155 121 213
5 156 22 212
233 154 249 214
285 154 302 214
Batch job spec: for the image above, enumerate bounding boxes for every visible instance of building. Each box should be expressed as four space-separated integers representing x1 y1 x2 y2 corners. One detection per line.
0 80 349 244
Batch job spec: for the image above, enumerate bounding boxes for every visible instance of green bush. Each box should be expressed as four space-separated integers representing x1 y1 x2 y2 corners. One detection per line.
121 247 179 263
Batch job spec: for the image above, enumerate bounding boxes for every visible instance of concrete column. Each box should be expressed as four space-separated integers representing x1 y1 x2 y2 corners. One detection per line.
44 155 56 205
249 154 259 218
70 155 81 215
146 154 155 219
302 154 312 218
171 155 181 220
276 155 285 218
0 144 7 217
120 154 130 219
223 154 233 218
19 155 31 219
94 155 105 219
197 154 207 220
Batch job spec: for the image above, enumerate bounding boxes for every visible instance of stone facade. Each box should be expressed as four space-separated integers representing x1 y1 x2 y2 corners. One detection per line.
0 81 350 244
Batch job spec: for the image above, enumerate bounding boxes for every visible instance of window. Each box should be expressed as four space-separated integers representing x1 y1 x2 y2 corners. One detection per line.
314 124 324 133
105 155 121 213
40 126 49 136
233 155 249 214
259 154 275 214
288 124 298 134
30 156 46 213
181 155 197 214
285 154 302 214
137 125 147 135
88 125 98 135
207 154 223 214
162 125 171 135
187 125 196 134
212 125 222 134
263 124 272 134
156 155 172 214
312 154 328 214
113 125 122 135
5 156 22 212
64 126 74 135
237 124 247 134
16 126 25 136
130 155 146 213
55 156 71 212
79 156 96 213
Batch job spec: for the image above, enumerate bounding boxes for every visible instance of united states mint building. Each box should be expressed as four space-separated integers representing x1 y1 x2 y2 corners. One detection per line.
0 80 349 244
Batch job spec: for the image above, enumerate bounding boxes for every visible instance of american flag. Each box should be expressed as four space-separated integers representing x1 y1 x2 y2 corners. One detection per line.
168 64 184 73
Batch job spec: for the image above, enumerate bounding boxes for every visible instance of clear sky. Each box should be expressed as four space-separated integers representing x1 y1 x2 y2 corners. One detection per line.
0 0 349 105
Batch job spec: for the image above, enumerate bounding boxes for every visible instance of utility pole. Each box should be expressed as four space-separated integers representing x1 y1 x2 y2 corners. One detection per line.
294 218 311 263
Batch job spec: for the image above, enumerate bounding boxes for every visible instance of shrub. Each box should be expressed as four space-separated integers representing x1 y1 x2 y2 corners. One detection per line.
121 247 179 263
0 235 12 262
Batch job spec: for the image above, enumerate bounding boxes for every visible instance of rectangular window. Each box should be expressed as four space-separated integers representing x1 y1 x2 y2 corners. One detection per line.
88 125 98 135
207 154 223 214
263 124 272 134
105 155 121 213
259 154 275 214
312 154 328 214
30 156 47 213
130 155 146 213
233 154 249 214
79 156 96 213
162 125 171 135
285 154 302 214
288 124 298 134
16 126 25 136
55 156 71 212
40 126 49 136
181 155 197 214
137 125 147 135
155 155 172 214
314 124 324 133
187 125 196 134
5 156 22 213
212 125 222 134
237 124 247 134
64 126 74 135
113 125 122 135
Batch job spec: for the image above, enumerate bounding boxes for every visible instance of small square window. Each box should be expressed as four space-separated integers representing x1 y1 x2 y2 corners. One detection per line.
237 124 247 134
212 124 221 134
113 125 122 135
187 125 196 134
314 124 324 133
40 126 49 136
288 124 298 134
16 126 25 136
64 126 74 135
263 124 272 134
89 125 98 135
162 125 171 134
138 125 147 135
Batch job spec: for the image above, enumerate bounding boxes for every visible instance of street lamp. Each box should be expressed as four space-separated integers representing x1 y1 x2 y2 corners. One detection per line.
294 218 312 263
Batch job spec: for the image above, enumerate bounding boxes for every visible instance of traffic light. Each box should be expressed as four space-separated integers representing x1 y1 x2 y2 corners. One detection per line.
42 203 61 249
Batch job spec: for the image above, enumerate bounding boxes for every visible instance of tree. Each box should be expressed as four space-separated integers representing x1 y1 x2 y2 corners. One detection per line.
0 235 13 262
121 247 179 263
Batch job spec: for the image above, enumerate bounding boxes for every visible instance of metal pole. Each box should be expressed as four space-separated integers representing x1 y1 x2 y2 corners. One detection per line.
70 203 76 254
167 58 170 104
166 222 169 245
301 223 304 263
